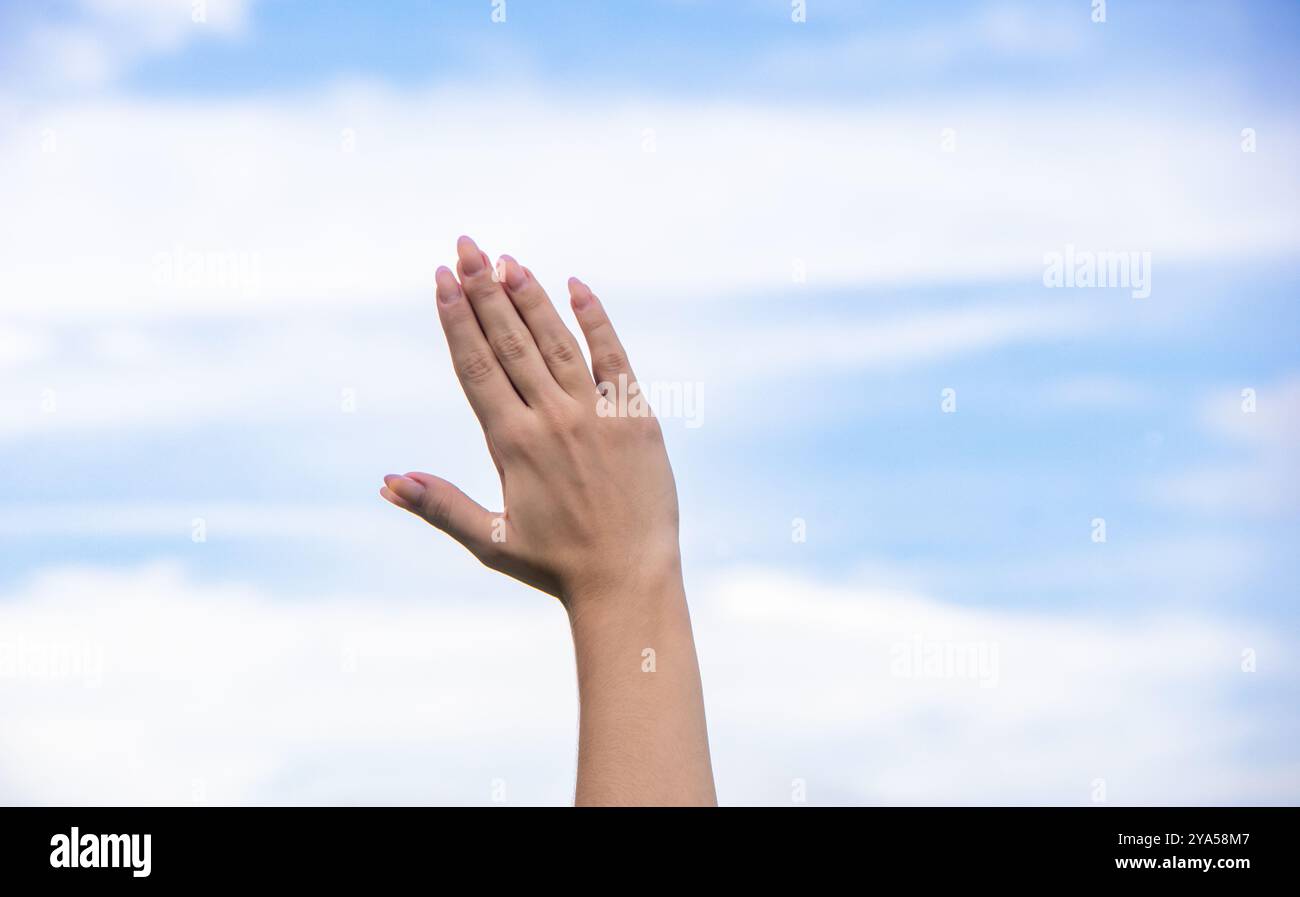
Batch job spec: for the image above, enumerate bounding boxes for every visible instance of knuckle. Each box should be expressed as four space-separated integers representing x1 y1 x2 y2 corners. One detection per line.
425 487 453 531
594 350 629 374
492 329 531 362
553 405 585 436
513 287 545 313
475 541 503 569
490 417 532 452
461 274 495 297
545 402 584 435
456 349 497 385
543 339 580 367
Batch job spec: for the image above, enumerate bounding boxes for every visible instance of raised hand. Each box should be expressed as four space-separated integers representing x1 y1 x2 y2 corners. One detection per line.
380 236 715 806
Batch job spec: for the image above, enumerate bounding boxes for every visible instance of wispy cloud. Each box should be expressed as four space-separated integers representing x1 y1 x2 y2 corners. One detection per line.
1152 376 1300 517
0 303 1087 441
2 0 253 90
4 86 1296 320
702 567 1293 805
1 562 1290 805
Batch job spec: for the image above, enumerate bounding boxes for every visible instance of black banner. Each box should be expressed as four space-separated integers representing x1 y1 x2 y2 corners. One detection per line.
0 807 1289 885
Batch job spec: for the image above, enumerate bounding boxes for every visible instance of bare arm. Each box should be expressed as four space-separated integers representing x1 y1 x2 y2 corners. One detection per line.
380 236 716 806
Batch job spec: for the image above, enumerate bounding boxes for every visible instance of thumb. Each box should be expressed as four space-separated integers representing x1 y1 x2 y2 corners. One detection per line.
381 472 501 556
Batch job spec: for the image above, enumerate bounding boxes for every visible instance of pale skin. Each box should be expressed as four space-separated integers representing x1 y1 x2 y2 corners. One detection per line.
380 236 717 807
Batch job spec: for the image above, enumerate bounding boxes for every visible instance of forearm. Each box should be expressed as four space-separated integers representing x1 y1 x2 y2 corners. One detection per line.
567 562 717 806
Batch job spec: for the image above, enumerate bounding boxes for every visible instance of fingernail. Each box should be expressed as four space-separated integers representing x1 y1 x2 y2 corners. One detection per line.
569 277 591 309
385 474 425 503
457 236 483 274
435 266 461 304
500 255 527 289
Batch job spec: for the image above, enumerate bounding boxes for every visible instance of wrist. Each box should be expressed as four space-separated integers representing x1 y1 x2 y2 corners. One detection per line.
561 540 682 608
563 552 687 634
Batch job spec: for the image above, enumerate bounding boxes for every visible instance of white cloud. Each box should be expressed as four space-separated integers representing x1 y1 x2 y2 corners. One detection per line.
1156 465 1298 516
0 503 361 539
2 85 1296 320
0 563 1290 805
0 317 464 441
0 564 577 805
0 324 49 368
5 0 252 89
1197 377 1300 450
4 72 1292 440
80 0 251 37
728 304 1090 376
1152 376 1300 517
0 300 1088 442
700 568 1293 805
758 2 1085 79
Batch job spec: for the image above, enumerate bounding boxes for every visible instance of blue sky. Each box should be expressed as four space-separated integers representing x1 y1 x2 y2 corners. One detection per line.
116 1 1300 103
0 1 1297 805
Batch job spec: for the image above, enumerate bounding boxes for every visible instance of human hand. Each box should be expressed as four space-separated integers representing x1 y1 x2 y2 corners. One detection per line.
380 236 681 609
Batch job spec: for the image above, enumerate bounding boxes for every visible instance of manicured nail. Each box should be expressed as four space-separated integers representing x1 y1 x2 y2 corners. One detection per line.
569 277 591 309
384 474 425 503
457 235 484 274
500 255 527 289
434 266 461 304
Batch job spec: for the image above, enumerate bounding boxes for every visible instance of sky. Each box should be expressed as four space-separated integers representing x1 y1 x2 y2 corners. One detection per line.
0 0 1298 805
